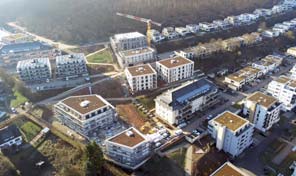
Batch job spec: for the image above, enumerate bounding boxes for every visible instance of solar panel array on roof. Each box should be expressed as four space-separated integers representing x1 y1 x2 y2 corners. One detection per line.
176 84 211 104
171 79 216 109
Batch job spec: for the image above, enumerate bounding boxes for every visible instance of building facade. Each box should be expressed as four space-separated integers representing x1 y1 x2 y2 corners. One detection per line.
110 32 147 51
290 64 296 80
125 64 157 92
118 47 156 68
267 76 296 111
0 125 22 149
105 127 151 170
208 111 254 157
224 66 263 90
16 57 52 82
252 55 283 74
56 53 89 79
54 95 117 138
156 56 194 83
155 79 219 125
243 92 282 132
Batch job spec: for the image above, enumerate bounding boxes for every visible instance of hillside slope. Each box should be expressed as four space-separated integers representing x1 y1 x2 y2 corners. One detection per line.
0 0 280 44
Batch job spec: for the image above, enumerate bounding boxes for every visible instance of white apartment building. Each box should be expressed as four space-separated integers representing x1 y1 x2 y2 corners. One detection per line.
147 29 165 43
208 111 254 157
56 53 89 79
175 27 190 36
156 56 194 83
267 76 296 111
162 27 179 39
110 32 147 51
199 22 218 32
16 57 52 82
155 78 219 125
243 92 282 132
224 66 263 90
290 64 296 80
118 47 156 68
287 46 296 57
105 127 151 170
0 125 22 150
125 64 157 92
54 95 117 138
186 24 199 33
252 55 283 74
210 162 249 176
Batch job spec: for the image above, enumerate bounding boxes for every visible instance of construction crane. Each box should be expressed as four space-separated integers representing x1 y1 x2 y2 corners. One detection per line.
116 12 162 46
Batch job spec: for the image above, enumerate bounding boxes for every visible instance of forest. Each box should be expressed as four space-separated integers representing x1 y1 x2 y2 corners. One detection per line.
0 0 280 44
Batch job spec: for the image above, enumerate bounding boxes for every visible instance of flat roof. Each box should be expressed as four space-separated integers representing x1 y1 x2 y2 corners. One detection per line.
126 64 156 77
247 92 277 108
274 76 291 84
226 66 261 82
120 47 154 57
213 111 248 132
61 95 107 115
109 128 145 148
273 76 296 88
114 32 145 40
211 162 245 176
158 56 193 69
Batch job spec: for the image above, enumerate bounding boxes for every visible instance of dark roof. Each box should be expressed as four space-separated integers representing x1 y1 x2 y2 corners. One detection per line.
0 41 49 54
0 125 22 145
171 78 217 109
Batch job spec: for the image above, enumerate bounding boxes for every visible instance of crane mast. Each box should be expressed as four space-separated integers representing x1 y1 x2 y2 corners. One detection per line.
116 12 161 46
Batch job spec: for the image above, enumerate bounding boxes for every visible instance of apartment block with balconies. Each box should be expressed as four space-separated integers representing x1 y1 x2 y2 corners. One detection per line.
105 127 151 170
155 78 219 125
156 56 194 83
55 53 89 79
267 76 296 111
54 95 117 138
208 111 254 157
243 92 282 132
16 57 52 83
125 64 157 92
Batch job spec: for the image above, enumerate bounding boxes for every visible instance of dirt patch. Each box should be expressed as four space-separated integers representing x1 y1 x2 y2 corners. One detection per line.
116 104 146 130
87 64 115 75
72 78 125 98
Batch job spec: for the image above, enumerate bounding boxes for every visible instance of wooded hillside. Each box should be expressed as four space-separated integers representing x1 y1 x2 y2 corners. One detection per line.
0 0 280 44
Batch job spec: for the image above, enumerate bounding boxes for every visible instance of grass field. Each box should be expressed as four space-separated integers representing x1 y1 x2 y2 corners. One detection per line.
86 49 113 63
10 89 28 108
5 133 85 176
20 121 42 142
167 148 187 167
138 96 155 110
139 155 184 176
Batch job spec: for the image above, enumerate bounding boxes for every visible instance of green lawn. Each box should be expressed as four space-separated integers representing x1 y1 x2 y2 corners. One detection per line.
10 90 28 108
86 49 113 63
138 96 155 110
20 121 42 141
